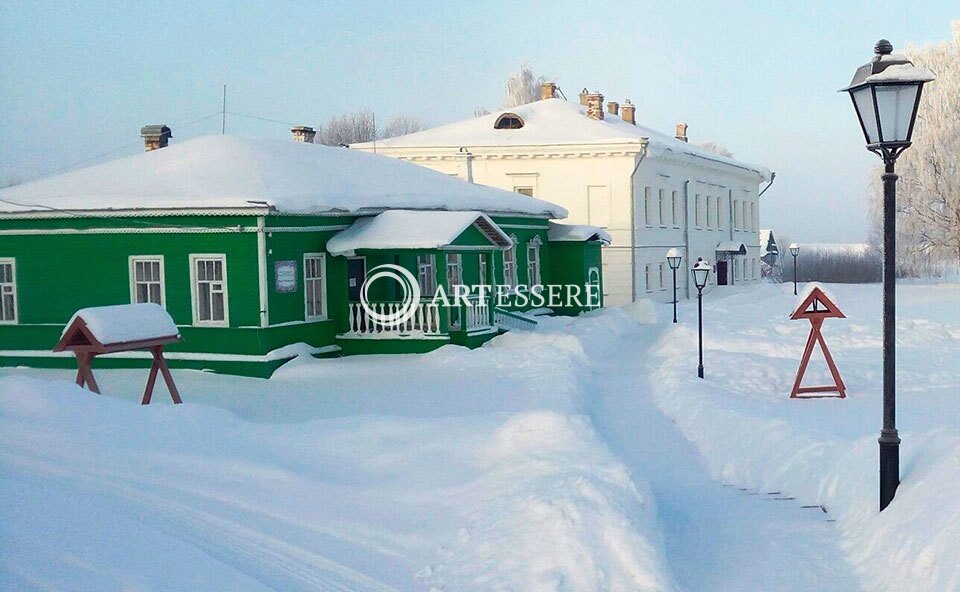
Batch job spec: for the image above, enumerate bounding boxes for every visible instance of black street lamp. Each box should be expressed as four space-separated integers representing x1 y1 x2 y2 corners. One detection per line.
667 248 682 323
789 243 800 295
842 39 934 512
692 258 711 379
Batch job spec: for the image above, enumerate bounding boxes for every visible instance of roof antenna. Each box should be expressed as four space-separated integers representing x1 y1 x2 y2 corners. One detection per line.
221 85 227 135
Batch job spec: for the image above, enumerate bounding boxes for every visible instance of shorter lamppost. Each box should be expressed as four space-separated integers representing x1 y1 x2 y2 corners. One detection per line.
666 248 682 323
692 258 711 379
789 243 800 295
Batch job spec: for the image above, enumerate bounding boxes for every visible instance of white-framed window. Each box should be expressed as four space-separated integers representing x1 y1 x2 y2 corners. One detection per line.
189 254 229 327
446 253 463 288
716 196 723 229
514 186 534 197
417 254 437 295
672 191 680 228
129 256 165 306
695 194 702 228
503 236 518 288
751 202 757 231
645 264 653 292
659 263 666 290
644 187 653 227
478 254 488 285
0 258 17 324
706 194 713 229
658 189 667 227
733 200 740 230
304 253 327 321
743 201 749 231
526 236 542 286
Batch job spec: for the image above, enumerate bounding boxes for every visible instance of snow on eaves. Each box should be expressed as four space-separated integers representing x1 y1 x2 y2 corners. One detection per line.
326 210 509 256
547 222 612 245
0 135 567 219
360 99 771 180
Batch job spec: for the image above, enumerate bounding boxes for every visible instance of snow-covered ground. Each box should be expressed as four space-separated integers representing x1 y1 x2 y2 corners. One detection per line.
2 282 958 591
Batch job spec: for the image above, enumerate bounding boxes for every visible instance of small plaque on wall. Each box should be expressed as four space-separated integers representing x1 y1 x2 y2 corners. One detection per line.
275 260 298 293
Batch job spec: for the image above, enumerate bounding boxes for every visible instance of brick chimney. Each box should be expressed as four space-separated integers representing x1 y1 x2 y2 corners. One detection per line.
620 100 636 125
140 125 171 151
579 88 590 106
675 122 689 143
585 91 604 120
291 125 317 143
607 101 619 116
540 82 557 100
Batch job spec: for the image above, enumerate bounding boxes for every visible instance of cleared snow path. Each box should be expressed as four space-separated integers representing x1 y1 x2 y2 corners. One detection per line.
578 317 862 591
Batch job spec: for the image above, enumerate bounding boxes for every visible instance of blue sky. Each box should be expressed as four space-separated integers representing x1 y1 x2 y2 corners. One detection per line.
1 1 955 242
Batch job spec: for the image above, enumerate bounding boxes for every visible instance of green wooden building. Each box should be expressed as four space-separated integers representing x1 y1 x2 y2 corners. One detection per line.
0 134 607 377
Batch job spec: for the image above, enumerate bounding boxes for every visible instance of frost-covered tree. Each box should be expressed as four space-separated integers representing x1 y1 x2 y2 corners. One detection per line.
698 142 734 158
380 114 424 139
502 63 547 109
317 109 377 146
317 110 425 145
868 21 960 273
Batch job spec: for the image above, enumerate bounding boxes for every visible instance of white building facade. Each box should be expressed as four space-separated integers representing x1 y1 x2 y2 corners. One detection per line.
355 87 772 305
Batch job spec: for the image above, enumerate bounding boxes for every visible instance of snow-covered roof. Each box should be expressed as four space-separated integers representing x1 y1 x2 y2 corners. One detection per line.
716 241 748 254
65 303 179 345
326 210 511 257
358 99 770 180
547 222 612 245
0 135 566 218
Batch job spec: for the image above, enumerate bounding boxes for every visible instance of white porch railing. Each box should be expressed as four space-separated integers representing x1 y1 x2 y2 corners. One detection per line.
494 308 539 331
465 298 491 331
346 302 443 337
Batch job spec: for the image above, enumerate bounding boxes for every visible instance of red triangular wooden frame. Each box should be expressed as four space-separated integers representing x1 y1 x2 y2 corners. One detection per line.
791 287 845 320
790 288 846 399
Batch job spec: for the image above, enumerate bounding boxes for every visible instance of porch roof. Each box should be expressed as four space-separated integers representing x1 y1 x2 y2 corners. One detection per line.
547 222 612 245
716 241 748 255
326 210 512 257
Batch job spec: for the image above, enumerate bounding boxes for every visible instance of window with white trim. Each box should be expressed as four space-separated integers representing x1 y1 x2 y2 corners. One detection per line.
659 263 666 290
672 191 680 227
190 255 228 326
645 264 653 292
503 237 518 288
733 200 740 230
526 236 542 286
658 189 667 227
417 254 437 295
716 196 723 229
129 256 165 306
695 194 702 228
304 253 327 320
0 259 17 324
478 254 488 285
706 195 713 229
446 253 463 288
644 187 653 226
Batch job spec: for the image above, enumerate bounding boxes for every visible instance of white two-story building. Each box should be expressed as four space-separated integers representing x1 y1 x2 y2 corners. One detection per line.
355 84 773 305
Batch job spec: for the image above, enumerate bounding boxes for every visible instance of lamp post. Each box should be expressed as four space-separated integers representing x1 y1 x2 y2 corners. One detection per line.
666 248 682 323
692 258 711 379
789 243 800 295
842 39 934 512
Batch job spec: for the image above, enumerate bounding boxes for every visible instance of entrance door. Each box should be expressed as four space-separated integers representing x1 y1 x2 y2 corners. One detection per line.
716 261 729 286
347 257 366 301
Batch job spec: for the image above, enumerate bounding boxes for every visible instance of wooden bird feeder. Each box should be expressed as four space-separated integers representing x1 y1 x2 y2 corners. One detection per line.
789 286 846 399
54 304 183 405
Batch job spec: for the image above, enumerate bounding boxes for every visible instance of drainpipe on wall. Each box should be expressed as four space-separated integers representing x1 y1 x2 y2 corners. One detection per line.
256 216 270 327
683 180 691 300
628 142 649 302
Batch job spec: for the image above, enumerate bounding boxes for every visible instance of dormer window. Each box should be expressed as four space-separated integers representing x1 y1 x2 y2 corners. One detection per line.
494 113 524 130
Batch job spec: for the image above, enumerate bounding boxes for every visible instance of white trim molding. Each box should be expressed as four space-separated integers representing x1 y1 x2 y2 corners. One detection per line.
188 254 230 328
0 257 18 325
128 255 166 307
303 252 328 322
